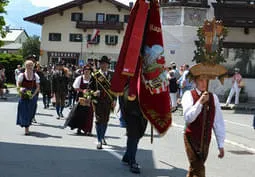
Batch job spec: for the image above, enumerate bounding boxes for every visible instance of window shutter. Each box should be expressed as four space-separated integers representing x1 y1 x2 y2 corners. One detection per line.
106 15 110 23
105 35 109 45
115 36 118 45
97 35 100 44
87 34 91 42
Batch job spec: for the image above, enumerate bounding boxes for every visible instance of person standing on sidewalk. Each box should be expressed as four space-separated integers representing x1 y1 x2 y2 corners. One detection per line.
168 70 178 112
16 60 40 135
91 56 116 149
225 67 243 106
52 62 69 119
181 76 225 177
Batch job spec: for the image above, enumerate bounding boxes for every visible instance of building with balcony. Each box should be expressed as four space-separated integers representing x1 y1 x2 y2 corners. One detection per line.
24 0 130 67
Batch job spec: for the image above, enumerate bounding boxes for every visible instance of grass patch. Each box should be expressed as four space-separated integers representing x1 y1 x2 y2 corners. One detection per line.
5 83 16 88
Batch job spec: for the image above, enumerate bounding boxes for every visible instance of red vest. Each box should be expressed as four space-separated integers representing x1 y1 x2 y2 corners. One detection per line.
21 73 36 89
79 77 89 90
185 90 215 147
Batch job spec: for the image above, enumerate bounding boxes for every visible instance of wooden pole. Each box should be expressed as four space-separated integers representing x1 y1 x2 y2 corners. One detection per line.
199 79 209 160
151 124 153 144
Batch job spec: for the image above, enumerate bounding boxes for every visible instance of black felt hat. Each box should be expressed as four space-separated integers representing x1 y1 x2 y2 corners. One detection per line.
99 56 111 64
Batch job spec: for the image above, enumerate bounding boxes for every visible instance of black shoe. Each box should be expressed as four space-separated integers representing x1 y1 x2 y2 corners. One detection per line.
44 105 47 109
171 107 177 113
97 142 103 149
56 116 60 120
102 139 107 145
77 129 83 135
60 113 64 118
130 163 140 174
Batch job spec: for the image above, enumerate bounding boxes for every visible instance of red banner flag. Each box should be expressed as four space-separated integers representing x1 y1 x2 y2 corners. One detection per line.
110 0 149 96
138 0 171 134
111 0 171 134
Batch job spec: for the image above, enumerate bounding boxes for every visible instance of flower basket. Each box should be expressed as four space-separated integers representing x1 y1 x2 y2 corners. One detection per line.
78 97 91 106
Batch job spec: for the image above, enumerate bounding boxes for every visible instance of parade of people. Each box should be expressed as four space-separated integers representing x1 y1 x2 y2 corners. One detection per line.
1 0 255 177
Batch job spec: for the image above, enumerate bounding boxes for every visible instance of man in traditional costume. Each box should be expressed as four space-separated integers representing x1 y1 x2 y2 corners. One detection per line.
120 85 147 174
91 56 116 149
181 18 228 177
182 73 225 177
52 62 69 119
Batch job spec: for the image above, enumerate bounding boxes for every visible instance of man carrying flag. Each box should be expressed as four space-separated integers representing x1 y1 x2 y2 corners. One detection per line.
110 0 171 173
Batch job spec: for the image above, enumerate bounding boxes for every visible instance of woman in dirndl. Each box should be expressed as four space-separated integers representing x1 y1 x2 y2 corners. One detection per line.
65 65 94 135
16 60 40 135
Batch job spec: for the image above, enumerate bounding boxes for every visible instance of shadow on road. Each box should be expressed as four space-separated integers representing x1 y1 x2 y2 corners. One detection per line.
34 122 65 129
0 141 187 177
35 112 54 117
28 131 62 139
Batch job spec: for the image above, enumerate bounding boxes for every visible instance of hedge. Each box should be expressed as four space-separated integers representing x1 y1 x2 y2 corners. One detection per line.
0 53 24 83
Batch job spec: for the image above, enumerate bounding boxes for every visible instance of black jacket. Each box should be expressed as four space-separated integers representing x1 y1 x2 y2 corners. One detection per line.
52 70 69 94
120 87 147 139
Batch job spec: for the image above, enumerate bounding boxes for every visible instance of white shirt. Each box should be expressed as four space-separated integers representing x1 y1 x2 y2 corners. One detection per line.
72 75 90 89
17 72 40 84
15 69 21 81
181 88 225 148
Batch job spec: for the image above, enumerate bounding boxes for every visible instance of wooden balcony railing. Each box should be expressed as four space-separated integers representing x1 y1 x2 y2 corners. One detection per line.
76 21 124 31
160 0 209 8
212 1 255 28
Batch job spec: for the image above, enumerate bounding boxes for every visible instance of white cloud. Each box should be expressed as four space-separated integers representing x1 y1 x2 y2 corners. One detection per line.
28 0 134 8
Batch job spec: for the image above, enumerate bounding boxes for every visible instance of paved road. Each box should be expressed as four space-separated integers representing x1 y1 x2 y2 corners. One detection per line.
0 89 254 177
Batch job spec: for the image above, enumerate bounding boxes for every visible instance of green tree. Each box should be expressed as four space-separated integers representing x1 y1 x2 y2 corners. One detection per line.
21 35 40 60
0 53 23 83
0 0 9 47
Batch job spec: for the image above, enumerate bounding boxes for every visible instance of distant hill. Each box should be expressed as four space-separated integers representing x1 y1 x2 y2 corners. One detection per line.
3 0 47 37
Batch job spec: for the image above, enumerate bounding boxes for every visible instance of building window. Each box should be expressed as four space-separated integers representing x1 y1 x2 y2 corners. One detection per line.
105 35 118 45
96 13 105 24
124 15 130 23
87 34 100 44
71 13 83 21
106 14 119 24
110 61 117 71
49 33 61 41
70 33 82 42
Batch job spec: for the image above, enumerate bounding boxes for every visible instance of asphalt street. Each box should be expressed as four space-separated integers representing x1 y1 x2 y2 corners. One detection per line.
0 89 254 177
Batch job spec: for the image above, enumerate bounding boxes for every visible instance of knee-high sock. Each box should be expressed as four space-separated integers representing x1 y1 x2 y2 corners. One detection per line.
60 106 64 113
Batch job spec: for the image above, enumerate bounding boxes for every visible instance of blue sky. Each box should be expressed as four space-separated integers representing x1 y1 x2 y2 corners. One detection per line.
3 0 133 37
